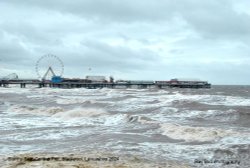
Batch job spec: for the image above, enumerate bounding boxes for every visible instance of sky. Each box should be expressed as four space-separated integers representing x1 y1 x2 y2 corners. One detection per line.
0 0 250 84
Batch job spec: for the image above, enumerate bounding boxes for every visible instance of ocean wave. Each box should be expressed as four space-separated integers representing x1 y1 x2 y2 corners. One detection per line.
6 104 131 127
161 109 238 121
160 123 235 142
7 105 109 118
7 105 64 116
200 95 250 106
158 93 250 106
126 115 158 124
53 108 108 119
56 98 97 105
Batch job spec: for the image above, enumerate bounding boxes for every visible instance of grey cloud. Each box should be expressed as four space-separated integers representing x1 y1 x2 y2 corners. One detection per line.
5 0 250 39
180 2 250 39
5 0 176 22
0 0 250 84
38 40 160 73
0 31 30 64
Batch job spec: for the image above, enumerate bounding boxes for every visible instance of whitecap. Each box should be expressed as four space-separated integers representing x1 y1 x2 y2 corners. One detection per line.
160 123 235 142
52 108 108 119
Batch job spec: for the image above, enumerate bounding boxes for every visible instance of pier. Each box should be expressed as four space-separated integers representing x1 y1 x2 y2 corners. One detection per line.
0 79 211 89
0 57 211 89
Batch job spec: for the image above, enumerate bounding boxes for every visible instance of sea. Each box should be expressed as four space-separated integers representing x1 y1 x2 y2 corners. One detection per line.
0 85 250 167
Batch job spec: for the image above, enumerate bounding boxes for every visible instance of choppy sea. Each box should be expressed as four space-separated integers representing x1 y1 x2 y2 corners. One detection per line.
0 85 250 167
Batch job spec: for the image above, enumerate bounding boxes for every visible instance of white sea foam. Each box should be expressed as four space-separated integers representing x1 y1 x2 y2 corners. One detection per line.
160 123 235 142
139 108 180 123
52 108 108 119
6 103 133 128
56 98 97 105
158 93 250 106
134 116 158 124
220 136 250 145
0 87 30 94
139 142 214 161
7 105 108 119
154 109 237 121
104 114 127 126
7 105 64 116
200 95 250 106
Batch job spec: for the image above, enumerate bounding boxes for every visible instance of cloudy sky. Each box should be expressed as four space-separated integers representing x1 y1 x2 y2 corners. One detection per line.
0 0 250 84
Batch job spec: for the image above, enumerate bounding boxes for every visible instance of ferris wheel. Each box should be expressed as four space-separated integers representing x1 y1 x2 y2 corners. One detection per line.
35 54 64 80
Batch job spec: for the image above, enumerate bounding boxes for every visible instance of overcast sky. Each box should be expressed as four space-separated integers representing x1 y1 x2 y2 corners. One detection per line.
0 0 250 84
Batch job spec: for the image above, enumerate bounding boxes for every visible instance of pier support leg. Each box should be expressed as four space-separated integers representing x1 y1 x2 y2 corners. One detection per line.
39 83 45 88
20 83 26 88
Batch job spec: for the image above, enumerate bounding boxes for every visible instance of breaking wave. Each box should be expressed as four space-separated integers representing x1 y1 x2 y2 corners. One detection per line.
7 105 64 116
7 105 108 119
159 93 250 106
56 98 97 105
126 115 158 124
53 108 108 119
160 123 235 142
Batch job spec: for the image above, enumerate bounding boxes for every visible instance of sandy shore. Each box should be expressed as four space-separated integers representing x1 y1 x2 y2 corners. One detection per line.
1 153 191 168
